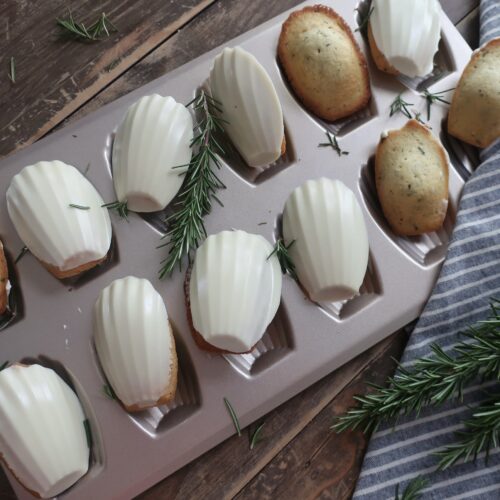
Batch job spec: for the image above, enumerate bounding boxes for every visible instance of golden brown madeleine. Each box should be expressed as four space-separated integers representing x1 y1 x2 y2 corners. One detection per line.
375 120 449 236
0 240 8 315
278 5 371 121
448 38 500 148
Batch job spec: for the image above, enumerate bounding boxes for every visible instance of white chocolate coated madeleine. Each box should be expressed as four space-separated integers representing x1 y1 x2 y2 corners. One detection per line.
6 160 112 278
189 230 282 353
0 364 89 498
209 47 285 168
282 178 369 302
112 94 193 212
369 0 441 77
94 276 177 412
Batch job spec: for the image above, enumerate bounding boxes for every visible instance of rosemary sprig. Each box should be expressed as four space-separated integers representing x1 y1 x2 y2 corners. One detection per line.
435 398 500 470
268 239 298 281
102 200 129 220
421 89 454 121
395 476 427 500
69 203 90 210
355 6 374 34
158 90 226 278
332 299 500 434
14 246 29 264
0 361 9 371
390 94 414 119
318 131 349 157
224 397 242 437
249 422 265 450
57 11 117 41
8 57 15 83
83 418 93 448
103 384 118 400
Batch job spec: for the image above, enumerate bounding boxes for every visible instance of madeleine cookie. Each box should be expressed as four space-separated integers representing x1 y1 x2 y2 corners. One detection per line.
375 120 449 236
0 240 8 314
6 161 112 279
278 5 371 121
368 0 441 78
94 276 178 412
187 230 282 354
0 364 89 498
209 47 285 167
282 178 369 303
448 38 500 148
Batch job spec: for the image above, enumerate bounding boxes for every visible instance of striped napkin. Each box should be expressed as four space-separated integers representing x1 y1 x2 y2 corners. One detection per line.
353 1 500 498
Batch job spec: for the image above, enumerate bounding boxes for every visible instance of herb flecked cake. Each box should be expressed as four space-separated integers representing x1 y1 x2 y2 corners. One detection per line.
375 120 449 236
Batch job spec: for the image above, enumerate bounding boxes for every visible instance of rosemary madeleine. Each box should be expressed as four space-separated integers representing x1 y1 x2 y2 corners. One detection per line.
368 0 441 78
112 94 193 212
278 5 371 121
0 364 89 498
6 161 112 279
187 230 282 354
375 120 449 236
448 38 500 148
282 178 369 302
94 277 178 412
209 47 285 167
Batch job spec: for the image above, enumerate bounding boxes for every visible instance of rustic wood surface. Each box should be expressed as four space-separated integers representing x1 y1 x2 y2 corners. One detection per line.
0 0 480 499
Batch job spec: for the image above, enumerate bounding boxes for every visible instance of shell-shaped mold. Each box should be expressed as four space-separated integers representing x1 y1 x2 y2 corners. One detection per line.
94 276 178 412
189 230 282 354
369 0 441 78
112 95 193 212
282 178 369 302
6 161 112 278
209 46 284 168
0 364 89 498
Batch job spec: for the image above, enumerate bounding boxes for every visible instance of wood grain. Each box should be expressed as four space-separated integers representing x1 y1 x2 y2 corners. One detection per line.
0 0 215 158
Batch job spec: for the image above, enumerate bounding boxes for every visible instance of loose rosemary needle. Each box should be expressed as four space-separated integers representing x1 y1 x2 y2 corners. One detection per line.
390 94 414 119
421 89 454 120
268 239 298 281
103 384 118 400
318 131 349 157
69 203 90 210
57 11 117 41
8 57 15 83
158 90 226 278
14 246 29 264
224 397 242 437
102 200 129 221
249 422 265 450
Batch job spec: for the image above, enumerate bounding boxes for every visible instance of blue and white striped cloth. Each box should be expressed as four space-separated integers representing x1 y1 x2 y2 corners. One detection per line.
354 1 500 498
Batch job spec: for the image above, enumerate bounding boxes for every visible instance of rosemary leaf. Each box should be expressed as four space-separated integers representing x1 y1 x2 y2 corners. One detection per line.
8 57 15 83
395 476 427 500
249 422 265 450
390 94 414 119
69 203 90 210
0 361 9 371
102 200 129 221
268 239 298 281
158 90 225 278
14 246 29 264
318 131 349 157
103 384 118 400
224 397 242 437
83 418 93 448
421 89 454 121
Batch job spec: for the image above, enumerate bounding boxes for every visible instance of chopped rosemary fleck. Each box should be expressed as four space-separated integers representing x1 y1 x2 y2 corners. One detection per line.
224 397 242 437
258 222 267 226
83 418 93 448
14 246 29 264
0 361 9 371
69 203 90 210
394 476 427 500
355 6 374 34
8 57 15 83
249 422 265 450
84 163 91 176
102 200 129 221
417 146 426 156
318 131 349 157
390 94 414 119
57 11 117 42
268 239 298 281
421 89 454 120
103 384 118 400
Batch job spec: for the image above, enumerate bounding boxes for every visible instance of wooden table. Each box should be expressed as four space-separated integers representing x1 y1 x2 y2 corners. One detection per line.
0 1 479 498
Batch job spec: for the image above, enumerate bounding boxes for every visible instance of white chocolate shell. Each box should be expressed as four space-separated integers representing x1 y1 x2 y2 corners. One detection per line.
282 178 369 302
0 364 89 498
189 230 282 353
370 0 441 77
94 276 177 411
112 95 193 212
209 46 284 168
6 161 112 275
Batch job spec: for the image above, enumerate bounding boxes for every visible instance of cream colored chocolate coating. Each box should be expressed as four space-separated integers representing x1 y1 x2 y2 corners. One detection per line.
112 95 193 212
